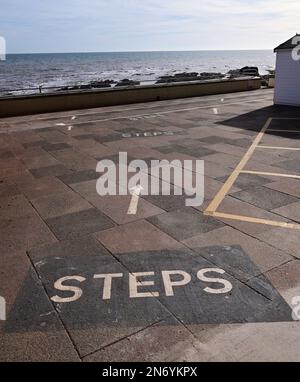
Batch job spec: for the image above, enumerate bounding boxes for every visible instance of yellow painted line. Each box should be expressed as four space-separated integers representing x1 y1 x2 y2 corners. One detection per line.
209 211 300 230
267 129 300 133
241 170 300 179
204 117 272 214
257 145 300 151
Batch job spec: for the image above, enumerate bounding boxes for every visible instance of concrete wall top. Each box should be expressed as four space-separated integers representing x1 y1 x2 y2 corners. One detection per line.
0 77 261 118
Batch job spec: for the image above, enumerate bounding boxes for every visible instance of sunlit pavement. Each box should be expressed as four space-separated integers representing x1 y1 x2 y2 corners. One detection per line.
1 88 300 361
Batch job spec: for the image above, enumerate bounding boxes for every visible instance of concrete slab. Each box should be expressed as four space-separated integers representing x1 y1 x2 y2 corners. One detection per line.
232 186 299 211
46 208 115 240
265 178 300 198
95 220 186 254
183 226 292 275
31 188 92 219
83 317 195 362
29 164 70 178
148 208 224 241
27 236 171 356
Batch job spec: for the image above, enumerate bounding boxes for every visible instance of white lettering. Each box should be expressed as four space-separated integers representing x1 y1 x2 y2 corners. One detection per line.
197 268 232 294
51 276 86 303
162 270 192 296
129 272 159 298
94 273 123 300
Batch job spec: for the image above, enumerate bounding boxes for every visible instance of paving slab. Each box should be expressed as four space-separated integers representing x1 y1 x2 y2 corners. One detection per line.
147 208 224 241
272 201 300 223
264 260 300 305
57 169 100 185
255 227 300 259
0 251 79 362
84 194 164 224
21 176 70 200
183 226 292 275
29 164 71 178
83 317 195 362
31 188 92 219
114 249 291 325
185 322 300 362
28 237 171 357
265 178 300 198
275 159 300 173
95 219 186 254
46 208 115 240
232 186 299 211
219 173 273 190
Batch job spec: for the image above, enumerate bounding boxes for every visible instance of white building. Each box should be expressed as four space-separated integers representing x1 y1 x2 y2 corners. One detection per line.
274 34 300 106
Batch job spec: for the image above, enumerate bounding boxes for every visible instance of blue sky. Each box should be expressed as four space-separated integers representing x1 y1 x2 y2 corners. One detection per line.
1 0 299 53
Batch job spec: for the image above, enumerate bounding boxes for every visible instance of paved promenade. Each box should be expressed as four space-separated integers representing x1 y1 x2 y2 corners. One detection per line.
1 88 300 361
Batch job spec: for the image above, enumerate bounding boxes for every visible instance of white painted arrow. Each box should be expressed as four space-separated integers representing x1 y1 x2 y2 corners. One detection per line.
127 185 143 215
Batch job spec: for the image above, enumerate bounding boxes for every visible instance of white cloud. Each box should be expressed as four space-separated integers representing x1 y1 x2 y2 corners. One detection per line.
1 0 299 52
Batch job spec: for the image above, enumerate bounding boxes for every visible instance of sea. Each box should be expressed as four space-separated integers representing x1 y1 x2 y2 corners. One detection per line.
0 50 275 94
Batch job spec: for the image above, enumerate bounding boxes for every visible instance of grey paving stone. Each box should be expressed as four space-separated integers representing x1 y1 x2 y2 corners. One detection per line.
29 235 111 262
275 159 300 173
175 145 217 158
156 144 182 154
94 133 122 144
22 140 46 149
31 188 92 219
29 247 170 356
198 136 251 148
183 226 292 275
58 169 99 185
0 210 57 253
4 267 64 333
197 245 263 282
1 266 80 361
42 142 72 151
95 153 135 163
147 208 224 241
83 316 193 362
218 173 272 190
272 201 300 223
143 194 188 212
116 249 292 325
73 134 98 141
232 186 299 210
46 208 115 240
29 164 70 178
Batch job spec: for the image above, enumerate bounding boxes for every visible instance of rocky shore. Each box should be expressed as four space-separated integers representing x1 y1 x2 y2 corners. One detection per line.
50 67 275 93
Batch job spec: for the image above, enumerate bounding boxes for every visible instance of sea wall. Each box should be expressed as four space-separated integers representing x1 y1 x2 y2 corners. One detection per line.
0 77 261 118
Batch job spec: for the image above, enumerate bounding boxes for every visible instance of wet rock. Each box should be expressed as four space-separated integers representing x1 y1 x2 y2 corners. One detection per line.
115 79 140 87
174 72 199 78
156 71 224 84
89 80 115 88
199 72 225 80
58 79 114 92
227 66 259 78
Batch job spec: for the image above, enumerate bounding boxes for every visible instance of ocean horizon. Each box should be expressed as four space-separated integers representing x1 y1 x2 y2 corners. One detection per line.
0 50 275 93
